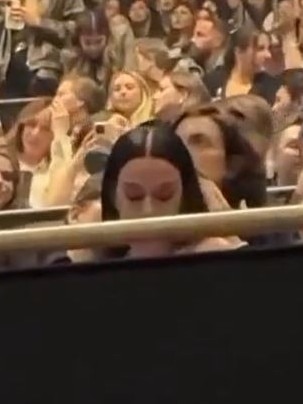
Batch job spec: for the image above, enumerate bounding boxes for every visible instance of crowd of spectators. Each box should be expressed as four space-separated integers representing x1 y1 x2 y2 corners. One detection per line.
0 0 303 267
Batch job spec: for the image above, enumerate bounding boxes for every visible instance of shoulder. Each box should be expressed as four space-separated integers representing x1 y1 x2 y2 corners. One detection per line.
178 237 247 254
196 237 247 252
253 72 281 104
203 66 226 97
61 48 78 69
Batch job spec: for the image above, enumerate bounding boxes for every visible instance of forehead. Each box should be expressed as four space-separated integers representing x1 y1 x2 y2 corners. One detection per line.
194 19 214 33
176 115 223 140
113 74 138 85
174 4 191 12
257 33 269 46
57 80 73 94
131 0 147 8
118 157 180 182
106 0 119 6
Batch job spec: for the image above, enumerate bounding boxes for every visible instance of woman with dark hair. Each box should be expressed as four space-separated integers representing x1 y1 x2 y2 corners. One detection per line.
274 68 303 112
62 8 113 90
203 25 281 104
166 1 196 50
128 0 165 38
101 119 243 258
269 69 303 187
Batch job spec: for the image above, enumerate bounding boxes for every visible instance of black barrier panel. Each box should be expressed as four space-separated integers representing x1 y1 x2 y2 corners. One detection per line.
0 247 303 403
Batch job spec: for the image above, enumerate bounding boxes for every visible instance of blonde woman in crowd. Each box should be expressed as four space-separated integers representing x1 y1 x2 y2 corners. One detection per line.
94 70 153 139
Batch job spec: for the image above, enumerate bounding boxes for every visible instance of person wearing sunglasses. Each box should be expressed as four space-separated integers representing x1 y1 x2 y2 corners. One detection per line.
0 151 19 210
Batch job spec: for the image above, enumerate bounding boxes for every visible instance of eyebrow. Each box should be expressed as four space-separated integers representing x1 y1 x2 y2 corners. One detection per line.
122 181 143 187
188 132 207 139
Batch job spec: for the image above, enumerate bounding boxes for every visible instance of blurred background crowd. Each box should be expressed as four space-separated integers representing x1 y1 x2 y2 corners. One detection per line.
0 0 303 267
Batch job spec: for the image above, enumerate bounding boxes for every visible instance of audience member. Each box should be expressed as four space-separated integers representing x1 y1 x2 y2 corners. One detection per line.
174 105 266 209
154 70 211 123
1 0 303 267
166 1 196 50
204 26 279 103
128 0 165 38
9 0 86 96
101 120 244 258
0 151 19 210
8 101 53 208
135 37 169 91
190 12 227 75
62 8 113 90
94 71 153 129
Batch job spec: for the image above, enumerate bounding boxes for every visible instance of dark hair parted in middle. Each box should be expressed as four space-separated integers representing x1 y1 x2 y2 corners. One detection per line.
101 119 208 221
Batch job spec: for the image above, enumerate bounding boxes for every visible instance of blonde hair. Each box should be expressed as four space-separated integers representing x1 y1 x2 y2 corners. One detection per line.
169 70 211 111
108 71 153 126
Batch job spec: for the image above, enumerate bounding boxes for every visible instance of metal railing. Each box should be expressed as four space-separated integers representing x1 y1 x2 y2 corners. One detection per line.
267 185 296 195
0 204 302 252
0 97 46 105
0 186 298 229
0 206 69 228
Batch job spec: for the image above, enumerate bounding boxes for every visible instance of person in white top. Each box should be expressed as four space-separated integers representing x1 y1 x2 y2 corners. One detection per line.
9 103 53 208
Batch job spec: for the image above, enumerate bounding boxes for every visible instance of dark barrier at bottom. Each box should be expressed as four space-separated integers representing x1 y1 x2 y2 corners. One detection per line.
0 246 303 403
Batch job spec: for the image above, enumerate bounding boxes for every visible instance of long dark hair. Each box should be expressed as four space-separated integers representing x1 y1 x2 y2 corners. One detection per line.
73 8 110 46
166 1 196 48
101 119 208 221
224 24 261 76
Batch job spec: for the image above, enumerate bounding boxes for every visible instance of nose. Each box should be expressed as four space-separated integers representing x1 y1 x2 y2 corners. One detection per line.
153 91 160 101
263 49 272 61
30 124 40 137
142 196 154 217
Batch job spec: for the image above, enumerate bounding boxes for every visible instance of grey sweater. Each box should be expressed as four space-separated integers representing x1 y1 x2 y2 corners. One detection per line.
27 0 85 75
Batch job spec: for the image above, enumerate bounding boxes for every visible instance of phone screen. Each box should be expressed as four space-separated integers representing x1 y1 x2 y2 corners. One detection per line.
94 123 105 135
